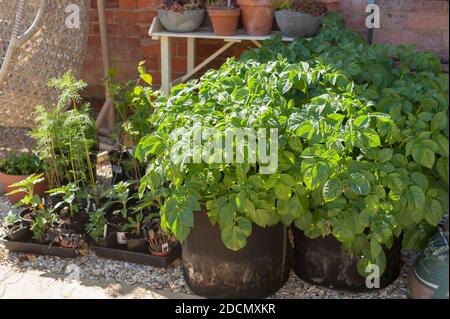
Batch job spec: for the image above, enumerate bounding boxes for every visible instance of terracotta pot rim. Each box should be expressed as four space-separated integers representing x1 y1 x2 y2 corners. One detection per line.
207 8 240 16
0 171 30 179
237 0 273 7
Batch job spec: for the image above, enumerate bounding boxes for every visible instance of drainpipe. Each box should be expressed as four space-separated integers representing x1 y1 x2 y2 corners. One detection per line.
367 0 376 45
96 0 115 141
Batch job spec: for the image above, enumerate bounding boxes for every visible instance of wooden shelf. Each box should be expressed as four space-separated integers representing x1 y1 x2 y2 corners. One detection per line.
149 16 294 42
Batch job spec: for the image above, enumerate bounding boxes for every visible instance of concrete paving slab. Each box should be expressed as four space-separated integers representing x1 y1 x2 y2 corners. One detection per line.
0 266 199 299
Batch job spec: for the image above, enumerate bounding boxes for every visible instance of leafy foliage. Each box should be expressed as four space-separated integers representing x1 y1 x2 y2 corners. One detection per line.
0 152 43 176
30 71 98 189
137 13 448 272
3 211 20 227
30 208 58 241
7 174 46 211
85 208 107 241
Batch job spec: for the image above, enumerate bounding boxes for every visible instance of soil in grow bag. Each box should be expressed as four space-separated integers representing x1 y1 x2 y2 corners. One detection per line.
182 210 290 299
291 227 402 291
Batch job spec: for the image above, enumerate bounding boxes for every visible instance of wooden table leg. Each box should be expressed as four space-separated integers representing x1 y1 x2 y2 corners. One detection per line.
160 36 171 95
187 38 196 72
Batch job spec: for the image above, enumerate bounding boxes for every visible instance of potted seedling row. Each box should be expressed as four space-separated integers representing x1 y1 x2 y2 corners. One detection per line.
2 175 86 258
86 181 181 267
2 73 99 259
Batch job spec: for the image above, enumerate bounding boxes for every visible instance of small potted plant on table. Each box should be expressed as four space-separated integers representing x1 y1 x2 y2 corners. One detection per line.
207 0 241 36
158 0 206 33
237 0 274 35
274 0 327 38
0 152 47 205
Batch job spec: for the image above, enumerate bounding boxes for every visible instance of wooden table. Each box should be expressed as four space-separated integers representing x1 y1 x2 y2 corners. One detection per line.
148 17 294 95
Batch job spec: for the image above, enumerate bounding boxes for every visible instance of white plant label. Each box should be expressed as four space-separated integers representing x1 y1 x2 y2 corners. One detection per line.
117 232 127 244
162 242 170 254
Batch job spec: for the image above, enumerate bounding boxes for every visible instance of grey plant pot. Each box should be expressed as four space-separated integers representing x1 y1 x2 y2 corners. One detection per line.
275 10 322 38
158 9 206 33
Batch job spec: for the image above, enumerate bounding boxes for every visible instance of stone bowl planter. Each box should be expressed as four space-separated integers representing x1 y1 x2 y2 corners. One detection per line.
157 9 205 33
275 10 322 38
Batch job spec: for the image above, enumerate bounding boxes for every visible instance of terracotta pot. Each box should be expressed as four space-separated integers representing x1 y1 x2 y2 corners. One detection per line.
0 172 48 205
237 0 274 35
317 0 340 11
207 8 240 36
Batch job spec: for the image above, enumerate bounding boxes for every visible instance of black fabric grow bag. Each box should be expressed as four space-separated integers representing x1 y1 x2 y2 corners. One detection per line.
291 226 402 291
182 210 290 299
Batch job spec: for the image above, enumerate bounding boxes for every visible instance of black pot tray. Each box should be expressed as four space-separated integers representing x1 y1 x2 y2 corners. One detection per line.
91 244 181 268
1 238 77 258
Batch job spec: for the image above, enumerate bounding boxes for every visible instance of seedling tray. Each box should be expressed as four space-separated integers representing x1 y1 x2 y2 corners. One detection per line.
91 244 181 268
1 238 77 258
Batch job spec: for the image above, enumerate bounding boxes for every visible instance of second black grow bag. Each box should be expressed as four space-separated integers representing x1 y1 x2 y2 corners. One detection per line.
182 210 290 299
291 226 402 291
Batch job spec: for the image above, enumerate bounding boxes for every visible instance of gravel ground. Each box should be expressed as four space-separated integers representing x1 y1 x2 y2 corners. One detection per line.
0 194 414 299
0 127 34 159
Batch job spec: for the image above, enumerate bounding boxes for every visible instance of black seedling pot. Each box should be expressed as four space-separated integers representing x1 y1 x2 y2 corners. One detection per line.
4 221 32 242
126 237 148 253
19 207 34 226
291 226 402 291
95 232 118 248
182 209 290 299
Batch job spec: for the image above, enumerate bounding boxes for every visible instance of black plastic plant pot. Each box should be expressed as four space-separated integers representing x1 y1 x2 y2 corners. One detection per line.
291 226 402 291
126 238 147 253
1 237 77 258
182 210 290 299
71 212 89 234
19 208 34 225
91 244 181 267
94 232 118 248
4 222 32 242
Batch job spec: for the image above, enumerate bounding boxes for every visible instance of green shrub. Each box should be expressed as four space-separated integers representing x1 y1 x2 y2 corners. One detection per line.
137 13 448 274
0 152 43 175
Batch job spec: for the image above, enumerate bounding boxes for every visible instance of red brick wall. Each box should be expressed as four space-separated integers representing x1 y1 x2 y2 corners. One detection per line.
82 0 449 98
340 0 449 61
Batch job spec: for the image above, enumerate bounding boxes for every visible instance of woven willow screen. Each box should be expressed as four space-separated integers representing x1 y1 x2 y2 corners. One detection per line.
0 0 90 128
